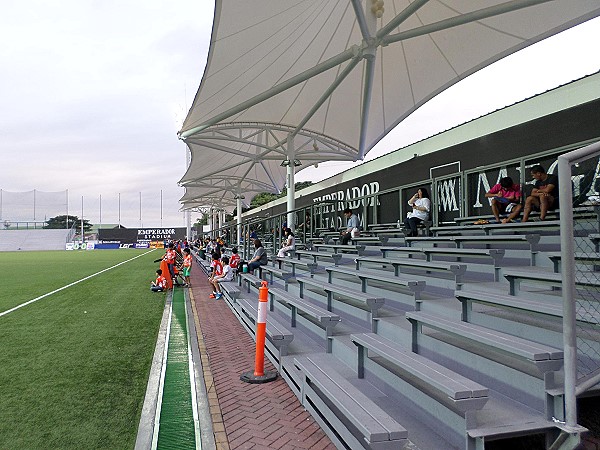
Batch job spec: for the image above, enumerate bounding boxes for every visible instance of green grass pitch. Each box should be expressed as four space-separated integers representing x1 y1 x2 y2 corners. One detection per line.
0 249 166 449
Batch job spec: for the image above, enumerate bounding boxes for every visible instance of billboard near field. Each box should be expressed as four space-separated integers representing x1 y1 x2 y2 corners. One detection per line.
98 227 186 245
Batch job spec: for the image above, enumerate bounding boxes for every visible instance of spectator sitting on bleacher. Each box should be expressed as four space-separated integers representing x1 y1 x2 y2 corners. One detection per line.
297 212 311 233
247 239 268 273
522 164 559 222
205 239 214 255
208 256 233 300
485 176 522 223
208 252 223 299
249 229 258 241
341 208 360 245
229 247 241 272
404 188 431 237
277 228 295 257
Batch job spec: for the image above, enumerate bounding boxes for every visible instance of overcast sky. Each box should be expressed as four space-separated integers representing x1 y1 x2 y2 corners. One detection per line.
0 0 214 227
0 2 599 227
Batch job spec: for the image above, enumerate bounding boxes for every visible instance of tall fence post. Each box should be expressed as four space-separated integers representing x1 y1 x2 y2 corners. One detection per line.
558 155 577 428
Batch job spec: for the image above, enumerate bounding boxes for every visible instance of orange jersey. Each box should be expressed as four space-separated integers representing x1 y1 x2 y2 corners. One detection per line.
183 254 192 268
163 249 176 263
155 275 167 289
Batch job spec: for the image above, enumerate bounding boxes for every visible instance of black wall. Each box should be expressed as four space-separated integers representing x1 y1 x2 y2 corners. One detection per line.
246 98 600 225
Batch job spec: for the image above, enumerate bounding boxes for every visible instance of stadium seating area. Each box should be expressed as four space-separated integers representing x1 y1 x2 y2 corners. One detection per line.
195 214 600 450
0 229 72 251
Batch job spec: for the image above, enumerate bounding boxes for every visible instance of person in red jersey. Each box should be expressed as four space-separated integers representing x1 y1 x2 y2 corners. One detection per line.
151 269 167 292
208 252 223 298
229 247 241 272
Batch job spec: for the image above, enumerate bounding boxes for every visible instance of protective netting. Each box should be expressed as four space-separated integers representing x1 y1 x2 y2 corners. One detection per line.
0 190 67 223
569 157 600 379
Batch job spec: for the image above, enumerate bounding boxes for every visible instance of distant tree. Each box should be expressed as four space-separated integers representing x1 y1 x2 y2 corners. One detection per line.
248 181 314 210
280 181 314 196
250 192 280 208
45 215 92 232
195 213 208 226
295 181 313 191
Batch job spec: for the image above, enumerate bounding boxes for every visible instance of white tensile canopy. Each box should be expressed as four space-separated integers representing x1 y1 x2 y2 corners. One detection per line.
179 0 600 217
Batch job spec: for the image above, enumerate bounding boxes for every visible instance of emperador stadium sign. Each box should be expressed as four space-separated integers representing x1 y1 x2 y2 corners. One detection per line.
137 228 177 240
98 227 186 245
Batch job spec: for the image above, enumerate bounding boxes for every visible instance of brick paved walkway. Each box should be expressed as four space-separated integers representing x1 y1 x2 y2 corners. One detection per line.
189 270 336 450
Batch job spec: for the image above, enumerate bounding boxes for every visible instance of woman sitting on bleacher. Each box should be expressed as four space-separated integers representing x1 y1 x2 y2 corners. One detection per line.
247 239 268 273
277 228 295 258
404 187 431 237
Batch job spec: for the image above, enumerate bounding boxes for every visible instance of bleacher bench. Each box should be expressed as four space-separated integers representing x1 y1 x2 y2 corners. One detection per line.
503 266 600 295
296 250 342 266
355 256 466 289
455 289 563 323
405 311 564 373
313 243 366 256
546 251 600 273
351 333 489 412
326 266 425 308
406 234 539 265
379 247 505 281
237 298 294 364
259 265 295 287
431 220 561 237
294 355 408 450
297 276 384 331
219 281 241 302
269 286 340 352
276 257 318 276
238 272 264 293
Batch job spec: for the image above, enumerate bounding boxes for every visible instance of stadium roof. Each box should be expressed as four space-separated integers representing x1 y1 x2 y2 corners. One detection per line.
179 0 600 210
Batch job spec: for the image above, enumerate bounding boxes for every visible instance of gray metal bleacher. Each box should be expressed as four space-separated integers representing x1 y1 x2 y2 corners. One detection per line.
216 214 600 450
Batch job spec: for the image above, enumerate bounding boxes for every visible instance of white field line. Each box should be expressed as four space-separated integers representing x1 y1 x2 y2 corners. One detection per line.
0 249 155 318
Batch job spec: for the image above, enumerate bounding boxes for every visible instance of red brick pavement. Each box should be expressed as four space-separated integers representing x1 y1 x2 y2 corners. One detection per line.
189 269 336 450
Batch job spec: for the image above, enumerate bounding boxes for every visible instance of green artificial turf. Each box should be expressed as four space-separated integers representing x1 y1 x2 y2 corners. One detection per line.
0 249 166 449
0 249 159 313
157 287 196 449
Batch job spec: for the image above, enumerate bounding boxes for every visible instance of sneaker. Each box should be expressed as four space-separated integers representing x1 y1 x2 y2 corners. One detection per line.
209 293 216 299
215 293 223 300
